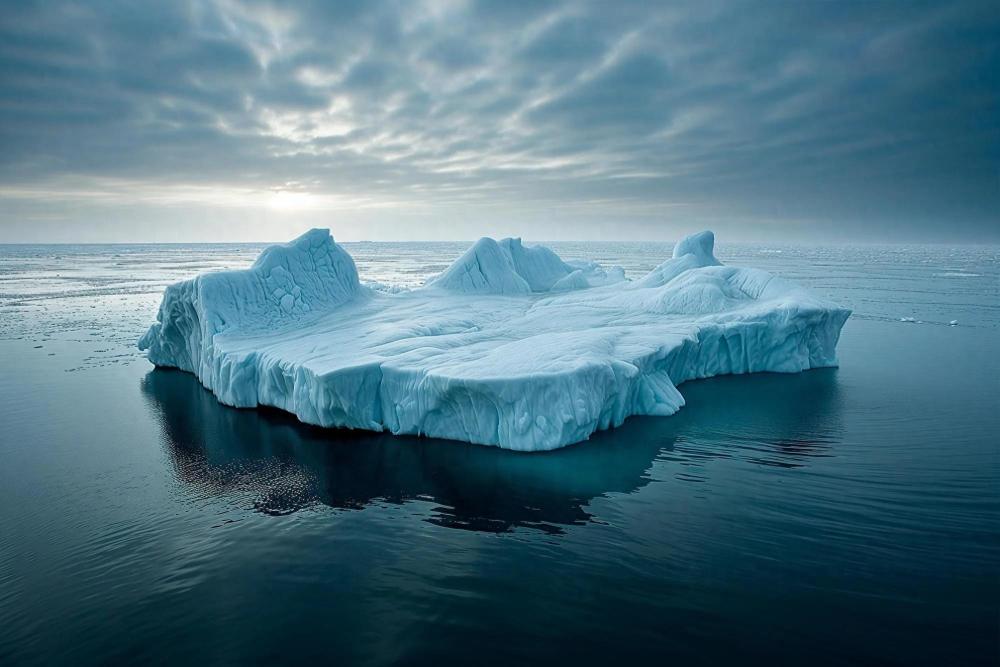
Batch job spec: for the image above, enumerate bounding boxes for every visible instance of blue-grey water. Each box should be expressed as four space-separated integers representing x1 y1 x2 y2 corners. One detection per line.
1 241 998 665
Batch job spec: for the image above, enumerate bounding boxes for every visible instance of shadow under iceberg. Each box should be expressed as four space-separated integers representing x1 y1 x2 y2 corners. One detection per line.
141 367 844 533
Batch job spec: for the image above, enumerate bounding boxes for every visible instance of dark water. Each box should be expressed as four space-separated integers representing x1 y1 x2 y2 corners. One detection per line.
1 243 998 665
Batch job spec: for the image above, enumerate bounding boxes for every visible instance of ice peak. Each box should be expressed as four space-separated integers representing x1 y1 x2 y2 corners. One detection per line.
297 227 332 243
430 236 620 294
631 230 724 289
275 228 335 250
672 230 720 266
430 237 530 294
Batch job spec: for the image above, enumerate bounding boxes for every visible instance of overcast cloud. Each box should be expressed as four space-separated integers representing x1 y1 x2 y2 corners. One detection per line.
0 0 997 242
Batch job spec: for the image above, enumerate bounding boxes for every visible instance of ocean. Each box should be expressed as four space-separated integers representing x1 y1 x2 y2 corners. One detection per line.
1 240 997 665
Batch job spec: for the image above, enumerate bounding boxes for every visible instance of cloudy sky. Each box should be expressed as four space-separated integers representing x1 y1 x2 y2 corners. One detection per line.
1 0 996 242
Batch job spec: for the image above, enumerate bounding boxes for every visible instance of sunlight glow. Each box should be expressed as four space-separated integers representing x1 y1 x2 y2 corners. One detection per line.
267 190 314 211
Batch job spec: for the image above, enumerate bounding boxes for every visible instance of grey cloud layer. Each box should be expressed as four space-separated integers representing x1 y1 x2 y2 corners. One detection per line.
1 0 997 240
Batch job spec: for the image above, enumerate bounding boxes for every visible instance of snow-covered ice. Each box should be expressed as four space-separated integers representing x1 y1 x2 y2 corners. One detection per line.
429 236 625 294
139 229 850 451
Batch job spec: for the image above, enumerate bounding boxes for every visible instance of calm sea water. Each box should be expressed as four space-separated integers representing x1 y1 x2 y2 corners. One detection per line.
1 241 998 665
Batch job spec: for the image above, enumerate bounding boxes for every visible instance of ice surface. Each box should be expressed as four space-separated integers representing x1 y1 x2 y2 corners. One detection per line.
139 229 850 451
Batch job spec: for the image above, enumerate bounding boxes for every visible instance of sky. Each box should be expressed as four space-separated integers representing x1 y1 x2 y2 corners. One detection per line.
0 0 997 243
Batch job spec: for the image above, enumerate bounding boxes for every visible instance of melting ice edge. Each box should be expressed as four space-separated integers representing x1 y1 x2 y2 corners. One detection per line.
139 230 850 451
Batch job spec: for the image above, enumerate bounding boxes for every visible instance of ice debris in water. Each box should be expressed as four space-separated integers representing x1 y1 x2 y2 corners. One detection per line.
139 229 850 451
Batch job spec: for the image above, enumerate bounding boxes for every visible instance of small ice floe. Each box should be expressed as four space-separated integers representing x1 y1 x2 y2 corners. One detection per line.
949 320 959 326
362 280 410 295
900 317 917 323
933 272 982 278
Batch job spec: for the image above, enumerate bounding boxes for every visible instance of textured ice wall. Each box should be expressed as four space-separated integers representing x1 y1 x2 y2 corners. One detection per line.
139 229 362 387
140 229 850 451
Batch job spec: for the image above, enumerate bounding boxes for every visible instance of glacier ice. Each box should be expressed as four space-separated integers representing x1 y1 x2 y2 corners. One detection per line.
139 229 850 451
429 236 624 294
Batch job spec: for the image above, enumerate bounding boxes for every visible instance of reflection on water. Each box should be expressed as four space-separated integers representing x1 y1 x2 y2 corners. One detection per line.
141 367 844 532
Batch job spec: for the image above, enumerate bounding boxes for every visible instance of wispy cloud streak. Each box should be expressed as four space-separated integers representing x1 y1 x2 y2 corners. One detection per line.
0 0 996 241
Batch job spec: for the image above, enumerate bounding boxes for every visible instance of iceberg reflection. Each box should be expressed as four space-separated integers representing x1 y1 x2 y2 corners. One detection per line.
141 366 843 532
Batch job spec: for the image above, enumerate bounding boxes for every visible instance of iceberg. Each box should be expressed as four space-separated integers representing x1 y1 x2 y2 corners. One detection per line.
139 229 850 451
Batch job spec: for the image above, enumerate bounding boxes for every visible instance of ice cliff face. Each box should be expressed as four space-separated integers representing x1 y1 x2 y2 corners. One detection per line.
138 229 361 382
139 229 850 451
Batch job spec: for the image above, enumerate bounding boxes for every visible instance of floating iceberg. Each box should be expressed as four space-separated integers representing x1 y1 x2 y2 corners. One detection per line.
139 229 850 451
